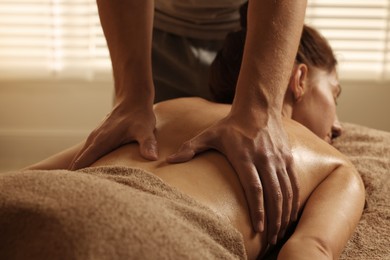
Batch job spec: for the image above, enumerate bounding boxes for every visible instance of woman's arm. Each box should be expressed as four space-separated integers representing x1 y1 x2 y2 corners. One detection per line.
24 143 84 170
278 160 365 259
274 121 366 259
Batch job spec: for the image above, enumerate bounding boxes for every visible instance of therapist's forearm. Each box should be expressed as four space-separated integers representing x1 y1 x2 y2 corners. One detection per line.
96 0 155 105
232 0 307 115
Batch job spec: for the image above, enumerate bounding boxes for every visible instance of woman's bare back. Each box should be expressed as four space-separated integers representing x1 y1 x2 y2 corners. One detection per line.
91 97 354 258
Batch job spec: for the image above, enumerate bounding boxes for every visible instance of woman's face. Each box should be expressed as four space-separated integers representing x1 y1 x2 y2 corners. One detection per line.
292 68 342 143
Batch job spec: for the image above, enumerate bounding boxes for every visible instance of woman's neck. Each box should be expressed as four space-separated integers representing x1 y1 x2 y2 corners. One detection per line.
282 103 293 118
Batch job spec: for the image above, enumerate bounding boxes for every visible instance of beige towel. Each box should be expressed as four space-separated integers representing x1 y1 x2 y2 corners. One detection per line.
1 122 388 259
0 166 246 260
333 123 390 259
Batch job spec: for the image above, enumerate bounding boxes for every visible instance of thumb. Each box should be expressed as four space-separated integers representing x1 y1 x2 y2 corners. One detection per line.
167 132 212 163
139 135 159 161
166 142 196 163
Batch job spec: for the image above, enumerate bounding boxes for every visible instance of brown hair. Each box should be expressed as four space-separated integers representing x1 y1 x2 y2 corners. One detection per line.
209 4 338 103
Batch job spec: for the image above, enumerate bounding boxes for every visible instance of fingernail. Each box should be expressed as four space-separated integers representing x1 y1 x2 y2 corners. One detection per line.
70 161 78 170
271 235 278 245
280 229 286 239
293 212 299 222
258 221 264 233
149 148 158 160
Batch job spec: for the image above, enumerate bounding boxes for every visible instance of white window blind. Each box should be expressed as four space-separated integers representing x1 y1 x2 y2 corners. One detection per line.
0 0 389 81
0 0 110 80
306 0 390 81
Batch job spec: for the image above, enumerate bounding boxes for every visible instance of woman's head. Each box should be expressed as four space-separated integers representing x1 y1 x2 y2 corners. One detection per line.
209 14 342 142
287 64 342 143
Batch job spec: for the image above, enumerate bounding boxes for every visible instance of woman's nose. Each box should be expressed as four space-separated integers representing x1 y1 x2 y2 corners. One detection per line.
331 117 343 139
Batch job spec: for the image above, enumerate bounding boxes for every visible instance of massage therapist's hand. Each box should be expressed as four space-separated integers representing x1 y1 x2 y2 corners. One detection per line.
69 98 158 170
167 110 299 245
72 0 158 170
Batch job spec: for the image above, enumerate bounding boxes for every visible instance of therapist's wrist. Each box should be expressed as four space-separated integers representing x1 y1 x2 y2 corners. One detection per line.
114 67 155 107
231 90 282 118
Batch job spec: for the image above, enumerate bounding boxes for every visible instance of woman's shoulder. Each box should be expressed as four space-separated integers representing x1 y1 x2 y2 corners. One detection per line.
154 97 351 164
285 118 352 168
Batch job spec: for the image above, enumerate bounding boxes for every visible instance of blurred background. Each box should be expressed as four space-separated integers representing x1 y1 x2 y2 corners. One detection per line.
1 0 389 172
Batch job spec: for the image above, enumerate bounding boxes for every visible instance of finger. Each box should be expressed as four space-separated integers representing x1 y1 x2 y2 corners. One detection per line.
139 135 159 161
166 144 195 163
230 157 265 233
166 140 199 163
166 132 212 163
287 161 300 222
276 166 293 241
69 133 96 170
70 144 100 170
70 135 114 170
258 162 282 245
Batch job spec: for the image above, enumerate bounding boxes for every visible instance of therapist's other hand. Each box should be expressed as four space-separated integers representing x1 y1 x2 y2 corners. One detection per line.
69 100 158 170
167 111 299 245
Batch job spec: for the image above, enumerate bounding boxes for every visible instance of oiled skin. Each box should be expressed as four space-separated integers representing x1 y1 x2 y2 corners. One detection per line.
91 98 364 259
26 98 364 259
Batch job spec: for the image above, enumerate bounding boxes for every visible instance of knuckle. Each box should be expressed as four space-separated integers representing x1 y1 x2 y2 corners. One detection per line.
91 135 106 147
273 190 283 203
248 182 263 194
253 209 264 222
285 188 293 201
257 151 276 164
284 151 293 160
85 131 98 143
182 140 193 151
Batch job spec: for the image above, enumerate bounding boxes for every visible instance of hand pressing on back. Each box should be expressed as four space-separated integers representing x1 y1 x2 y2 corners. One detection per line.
167 110 300 245
69 99 158 170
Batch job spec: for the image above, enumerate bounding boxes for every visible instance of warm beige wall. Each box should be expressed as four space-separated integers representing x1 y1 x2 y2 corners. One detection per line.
0 79 389 172
337 80 390 132
0 80 113 172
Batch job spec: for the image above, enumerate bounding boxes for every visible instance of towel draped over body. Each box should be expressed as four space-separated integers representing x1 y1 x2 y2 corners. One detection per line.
0 123 389 259
0 166 246 260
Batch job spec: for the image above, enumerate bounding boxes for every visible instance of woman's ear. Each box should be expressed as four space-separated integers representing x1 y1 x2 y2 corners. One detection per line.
288 64 308 102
